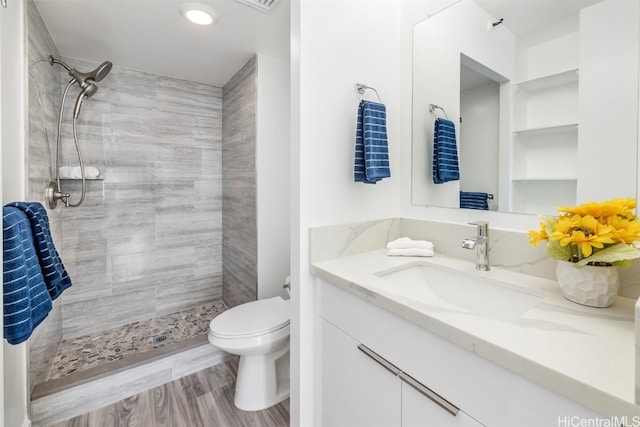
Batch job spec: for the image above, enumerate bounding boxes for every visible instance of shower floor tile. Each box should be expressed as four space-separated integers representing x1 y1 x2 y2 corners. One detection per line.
47 300 227 381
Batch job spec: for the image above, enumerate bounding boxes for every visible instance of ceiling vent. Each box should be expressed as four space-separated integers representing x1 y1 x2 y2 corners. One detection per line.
235 0 279 12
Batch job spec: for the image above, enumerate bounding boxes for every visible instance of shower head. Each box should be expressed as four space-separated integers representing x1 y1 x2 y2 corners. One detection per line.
92 61 113 82
50 55 112 120
49 55 113 87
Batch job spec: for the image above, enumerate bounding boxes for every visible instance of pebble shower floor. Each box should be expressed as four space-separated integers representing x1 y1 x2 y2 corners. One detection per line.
47 300 228 380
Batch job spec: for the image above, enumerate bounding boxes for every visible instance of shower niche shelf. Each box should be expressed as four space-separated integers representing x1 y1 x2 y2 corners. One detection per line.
58 166 103 180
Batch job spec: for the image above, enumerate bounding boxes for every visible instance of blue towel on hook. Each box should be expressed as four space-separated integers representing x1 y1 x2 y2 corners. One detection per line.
432 118 460 184
355 100 391 184
5 202 71 300
460 191 489 210
3 206 53 345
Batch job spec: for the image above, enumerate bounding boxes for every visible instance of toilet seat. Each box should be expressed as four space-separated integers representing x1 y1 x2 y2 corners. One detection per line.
210 296 290 339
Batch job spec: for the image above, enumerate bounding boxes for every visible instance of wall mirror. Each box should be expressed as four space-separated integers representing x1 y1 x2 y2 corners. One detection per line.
411 0 639 214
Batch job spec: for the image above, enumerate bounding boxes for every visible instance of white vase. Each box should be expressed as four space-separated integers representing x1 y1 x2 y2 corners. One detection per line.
555 260 620 308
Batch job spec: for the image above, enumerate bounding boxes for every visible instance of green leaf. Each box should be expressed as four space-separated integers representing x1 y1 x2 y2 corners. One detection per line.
576 244 640 266
546 240 571 261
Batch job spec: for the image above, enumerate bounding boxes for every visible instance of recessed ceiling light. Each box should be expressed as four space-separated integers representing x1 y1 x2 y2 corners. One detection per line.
180 3 218 26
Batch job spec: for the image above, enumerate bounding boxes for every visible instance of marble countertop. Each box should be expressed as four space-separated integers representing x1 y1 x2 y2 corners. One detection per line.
311 250 640 418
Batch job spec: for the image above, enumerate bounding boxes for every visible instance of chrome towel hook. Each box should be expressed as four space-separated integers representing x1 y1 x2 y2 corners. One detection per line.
429 103 449 120
355 83 382 103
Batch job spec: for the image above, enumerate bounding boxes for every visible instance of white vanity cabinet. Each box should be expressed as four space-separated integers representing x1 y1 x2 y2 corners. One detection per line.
320 318 401 427
320 318 482 427
402 380 482 427
316 278 603 427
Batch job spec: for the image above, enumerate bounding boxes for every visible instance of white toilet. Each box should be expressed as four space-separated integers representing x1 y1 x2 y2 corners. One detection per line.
208 295 290 411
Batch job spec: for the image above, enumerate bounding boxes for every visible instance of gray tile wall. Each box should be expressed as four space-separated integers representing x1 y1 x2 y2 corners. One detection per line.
222 57 257 308
55 61 224 338
27 0 64 389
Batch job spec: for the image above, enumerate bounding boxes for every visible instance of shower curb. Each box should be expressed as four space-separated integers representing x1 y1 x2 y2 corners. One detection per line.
30 335 232 427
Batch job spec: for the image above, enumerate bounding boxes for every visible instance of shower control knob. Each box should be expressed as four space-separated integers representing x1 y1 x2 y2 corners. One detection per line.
45 181 70 209
59 192 70 207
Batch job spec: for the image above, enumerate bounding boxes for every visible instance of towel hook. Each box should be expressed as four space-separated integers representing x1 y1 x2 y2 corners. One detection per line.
355 83 382 103
429 103 449 120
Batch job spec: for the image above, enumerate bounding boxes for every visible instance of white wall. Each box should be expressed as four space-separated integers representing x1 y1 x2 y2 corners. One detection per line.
460 82 500 210
524 32 579 81
292 0 405 424
1 1 30 426
578 0 639 203
256 54 291 300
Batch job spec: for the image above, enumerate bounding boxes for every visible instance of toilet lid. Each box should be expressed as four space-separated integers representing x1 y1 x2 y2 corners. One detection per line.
210 296 290 338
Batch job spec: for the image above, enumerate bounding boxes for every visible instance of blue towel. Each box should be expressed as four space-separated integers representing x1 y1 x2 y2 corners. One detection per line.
432 118 460 184
6 202 71 300
355 100 391 184
3 207 53 344
460 191 489 210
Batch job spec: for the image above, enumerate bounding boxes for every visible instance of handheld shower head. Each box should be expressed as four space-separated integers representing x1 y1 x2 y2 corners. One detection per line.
73 83 98 119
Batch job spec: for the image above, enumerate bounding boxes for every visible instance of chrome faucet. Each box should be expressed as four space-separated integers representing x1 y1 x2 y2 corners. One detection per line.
461 221 490 271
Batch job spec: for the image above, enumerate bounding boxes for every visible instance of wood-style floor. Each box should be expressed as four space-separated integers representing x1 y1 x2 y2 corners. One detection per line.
52 357 290 427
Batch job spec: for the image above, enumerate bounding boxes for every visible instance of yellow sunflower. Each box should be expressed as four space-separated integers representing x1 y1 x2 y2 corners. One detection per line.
558 198 636 221
527 222 548 246
550 215 615 257
606 215 640 244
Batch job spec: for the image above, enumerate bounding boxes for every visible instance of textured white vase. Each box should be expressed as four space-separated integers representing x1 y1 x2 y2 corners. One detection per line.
555 260 620 308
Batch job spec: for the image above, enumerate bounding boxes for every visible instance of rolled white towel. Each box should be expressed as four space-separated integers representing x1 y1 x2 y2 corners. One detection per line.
59 166 101 179
386 248 434 257
59 166 81 179
386 237 434 250
83 166 101 179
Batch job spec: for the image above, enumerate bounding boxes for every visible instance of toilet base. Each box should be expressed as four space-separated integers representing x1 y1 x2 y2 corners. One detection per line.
234 343 290 411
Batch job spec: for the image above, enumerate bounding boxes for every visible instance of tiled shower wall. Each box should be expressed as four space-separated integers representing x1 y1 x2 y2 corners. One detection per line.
26 3 224 342
55 61 224 339
222 57 257 308
27 0 64 388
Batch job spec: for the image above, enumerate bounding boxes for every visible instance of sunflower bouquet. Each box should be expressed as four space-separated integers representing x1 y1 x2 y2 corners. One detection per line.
527 198 640 267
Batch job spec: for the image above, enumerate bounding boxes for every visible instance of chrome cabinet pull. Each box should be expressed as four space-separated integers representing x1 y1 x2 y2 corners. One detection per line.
357 344 402 376
358 344 459 417
2 0 7 8
399 372 459 416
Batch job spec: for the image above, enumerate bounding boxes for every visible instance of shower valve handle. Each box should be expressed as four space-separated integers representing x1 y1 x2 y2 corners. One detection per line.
53 189 70 208
59 191 70 207
45 181 70 209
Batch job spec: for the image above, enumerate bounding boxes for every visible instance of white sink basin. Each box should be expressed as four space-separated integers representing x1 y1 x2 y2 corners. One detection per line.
376 262 543 322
